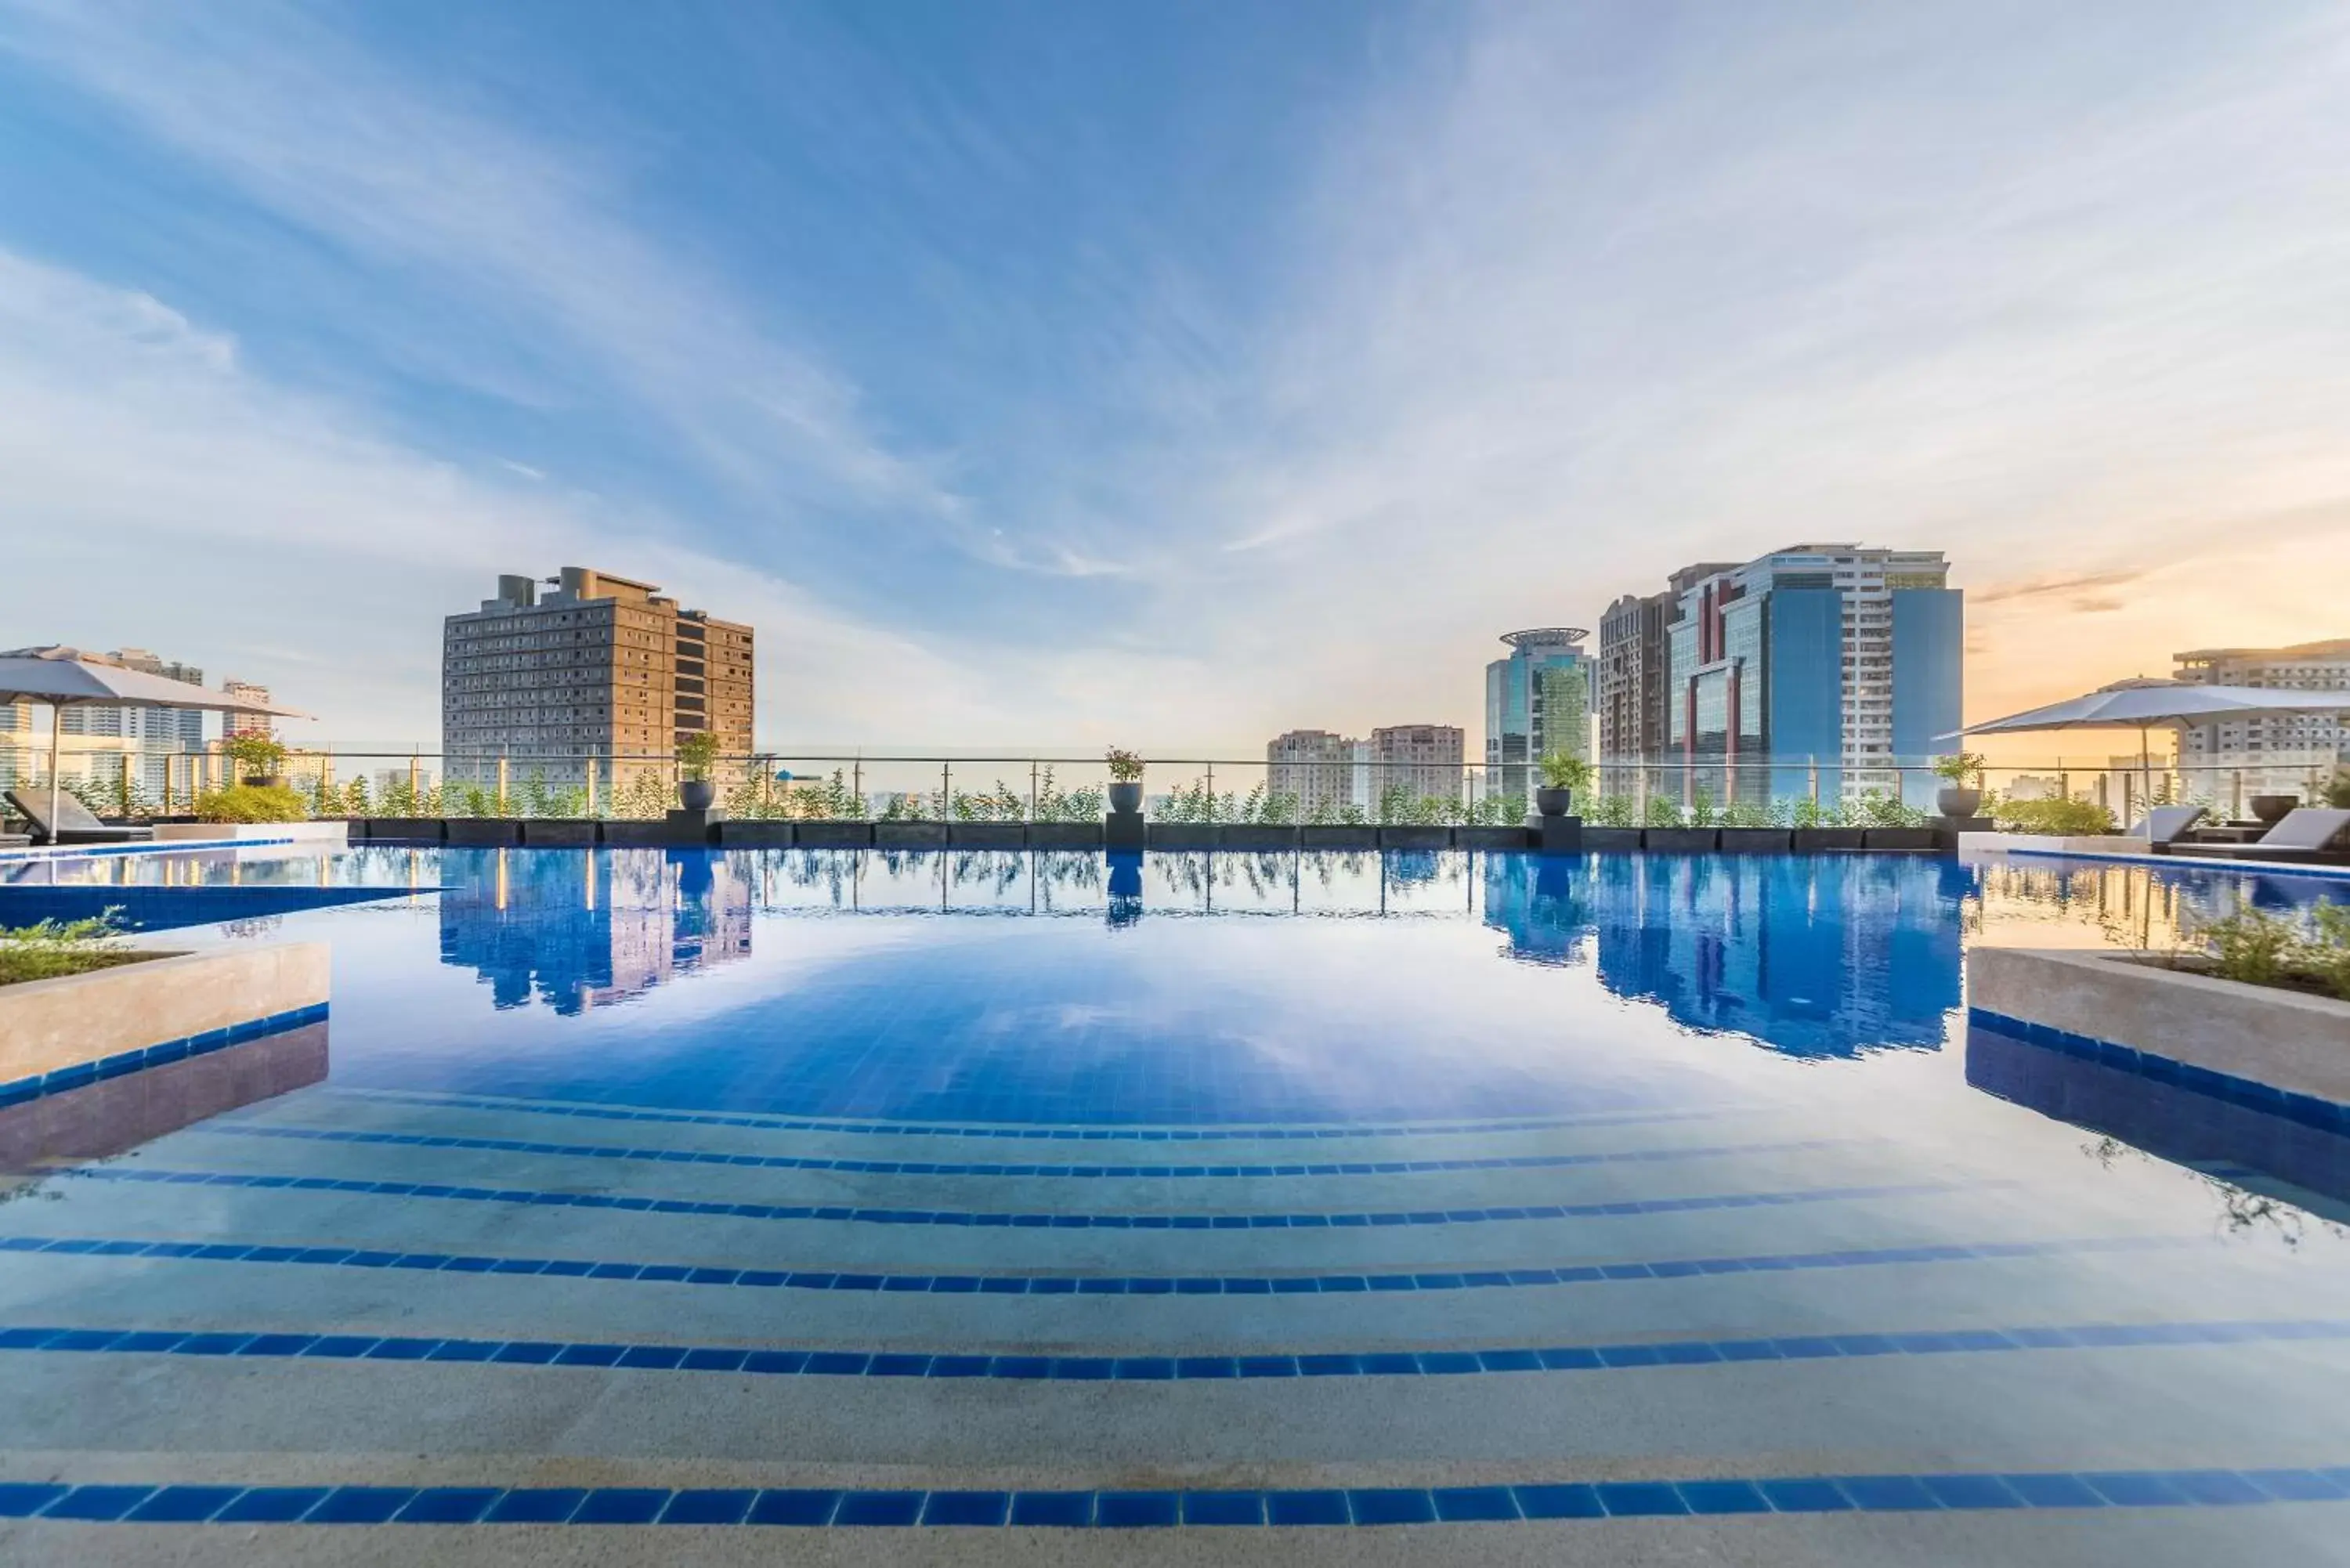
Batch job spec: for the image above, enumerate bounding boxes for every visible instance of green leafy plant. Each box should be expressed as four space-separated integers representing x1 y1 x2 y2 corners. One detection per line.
1536 750 1593 793
1583 793 1634 828
2326 768 2350 810
1853 789 1927 829
2201 910 2298 988
1684 788 1719 829
1932 752 1986 786
2306 904 2350 1001
193 783 308 823
1994 797 2117 836
1719 798 1781 829
0 911 147 988
221 728 287 777
1790 796 1844 829
1641 793 1683 828
674 732 721 782
1105 748 1144 784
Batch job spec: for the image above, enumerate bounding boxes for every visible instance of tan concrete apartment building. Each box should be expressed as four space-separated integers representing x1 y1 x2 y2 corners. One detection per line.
1267 729 1358 818
1370 724 1465 805
442 568 754 790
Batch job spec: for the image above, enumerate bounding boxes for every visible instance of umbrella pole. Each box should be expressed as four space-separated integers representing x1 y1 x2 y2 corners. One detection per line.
47 699 62 845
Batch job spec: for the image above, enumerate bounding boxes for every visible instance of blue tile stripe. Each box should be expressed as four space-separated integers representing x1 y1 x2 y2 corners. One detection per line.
0 837 300 864
198 1122 1855 1180
65 1166 1973 1233
0 1230 2182 1296
312 1088 1747 1143
0 1006 331 1112
2 1316 2337 1383
3 1466 2345 1526
1968 1009 2348 1132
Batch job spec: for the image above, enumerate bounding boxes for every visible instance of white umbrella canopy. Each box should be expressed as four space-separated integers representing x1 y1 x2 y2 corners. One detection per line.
0 646 312 836
1940 680 2350 811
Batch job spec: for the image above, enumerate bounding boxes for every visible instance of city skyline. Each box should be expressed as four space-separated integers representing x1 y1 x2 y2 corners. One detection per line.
3 4 2348 753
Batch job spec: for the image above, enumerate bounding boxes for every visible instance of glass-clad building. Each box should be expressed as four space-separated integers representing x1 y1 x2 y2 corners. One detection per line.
1484 628 1590 802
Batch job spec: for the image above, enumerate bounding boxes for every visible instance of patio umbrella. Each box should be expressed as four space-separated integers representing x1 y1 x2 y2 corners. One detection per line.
0 646 312 836
1940 681 2350 807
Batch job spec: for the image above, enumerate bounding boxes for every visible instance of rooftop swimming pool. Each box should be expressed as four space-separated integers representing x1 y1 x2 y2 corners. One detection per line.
2 845 2348 1565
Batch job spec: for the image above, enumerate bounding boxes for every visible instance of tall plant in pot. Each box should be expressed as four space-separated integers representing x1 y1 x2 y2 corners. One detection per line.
222 728 288 789
1932 752 1985 818
1534 751 1592 817
1105 749 1144 815
675 732 721 811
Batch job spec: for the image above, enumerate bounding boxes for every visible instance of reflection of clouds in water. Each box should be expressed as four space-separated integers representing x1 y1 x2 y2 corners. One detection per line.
974 1003 1132 1037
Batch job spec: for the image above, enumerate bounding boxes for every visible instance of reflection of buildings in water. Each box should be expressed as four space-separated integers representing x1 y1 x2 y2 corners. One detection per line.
1485 854 1967 1056
0 1023 327 1172
439 849 752 1014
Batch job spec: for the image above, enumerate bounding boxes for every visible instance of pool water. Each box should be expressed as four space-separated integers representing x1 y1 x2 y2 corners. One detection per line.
2 845 2348 1564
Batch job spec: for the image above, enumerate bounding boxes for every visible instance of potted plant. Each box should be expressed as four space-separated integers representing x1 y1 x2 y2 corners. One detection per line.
1534 750 1592 816
1932 752 1985 818
675 732 721 811
2249 793 2300 824
1106 748 1144 815
222 727 288 789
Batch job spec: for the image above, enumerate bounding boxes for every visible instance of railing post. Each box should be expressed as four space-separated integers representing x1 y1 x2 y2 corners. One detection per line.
942 761 951 820
1206 761 1215 822
852 759 862 815
585 756 598 818
409 751 421 807
497 754 509 815
1030 761 1039 824
2232 767 2242 819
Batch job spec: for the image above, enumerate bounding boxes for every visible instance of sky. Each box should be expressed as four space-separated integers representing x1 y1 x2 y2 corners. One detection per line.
2 0 2347 759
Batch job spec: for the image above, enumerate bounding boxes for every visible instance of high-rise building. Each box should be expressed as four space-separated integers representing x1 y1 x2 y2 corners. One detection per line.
1370 724 1465 805
1484 628 1590 800
1596 563 1734 792
2174 639 2350 800
442 568 754 790
221 680 276 739
1267 729 1357 818
56 648 207 800
1665 545 1960 807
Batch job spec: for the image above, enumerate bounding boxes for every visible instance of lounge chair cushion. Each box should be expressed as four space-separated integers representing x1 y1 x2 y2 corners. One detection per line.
2132 804 2206 845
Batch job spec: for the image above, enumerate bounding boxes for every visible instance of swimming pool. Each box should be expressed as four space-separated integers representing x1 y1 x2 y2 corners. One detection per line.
2 846 2348 1563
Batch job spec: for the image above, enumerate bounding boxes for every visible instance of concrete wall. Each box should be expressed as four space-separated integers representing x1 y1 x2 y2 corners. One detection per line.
0 943 330 1089
1969 945 2350 1106
152 821 349 844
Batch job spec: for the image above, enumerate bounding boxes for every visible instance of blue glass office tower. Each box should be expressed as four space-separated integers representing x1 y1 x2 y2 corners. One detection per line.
1484 628 1590 800
1664 546 1960 808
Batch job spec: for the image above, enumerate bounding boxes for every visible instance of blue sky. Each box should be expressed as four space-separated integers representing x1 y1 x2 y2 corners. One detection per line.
2 1 2347 752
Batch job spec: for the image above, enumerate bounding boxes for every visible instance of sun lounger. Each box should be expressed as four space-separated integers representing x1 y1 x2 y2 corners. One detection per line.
2131 804 2206 846
2 787 154 846
2164 807 2350 865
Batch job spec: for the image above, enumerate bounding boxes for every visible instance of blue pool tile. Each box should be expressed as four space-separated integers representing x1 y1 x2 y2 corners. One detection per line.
215 1488 331 1523
1835 1475 1942 1512
681 1349 749 1372
1538 1347 1603 1370
40 1485 156 1521
396 1488 502 1523
1265 1489 1350 1526
1512 1483 1606 1519
1299 1354 1361 1376
833 1490 925 1526
483 1489 587 1523
1347 1488 1437 1525
1176 1357 1237 1379
1097 1491 1182 1527
173 1333 254 1357
1596 1481 1688 1516
746 1490 839 1526
1182 1491 1264 1526
125 1486 244 1523
1237 1356 1298 1378
574 1489 671 1524
309 1487 416 1524
659 1489 756 1525
1758 1479 1853 1513
1008 1491 1094 1526
2161 1470 2268 1505
1431 1487 1520 1521
923 1491 1010 1526
555 1344 627 1367
2243 1469 2350 1502
1676 1479 1772 1515
2000 1472 2106 1508
240 1335 320 1357
2080 1472 2186 1507
617 1346 689 1370
1917 1473 2025 1509
491 1342 563 1365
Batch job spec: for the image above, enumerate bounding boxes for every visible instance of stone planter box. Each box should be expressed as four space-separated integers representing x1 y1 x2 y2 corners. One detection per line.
794 822 875 848
1455 826 1531 851
1220 825 1300 851
519 819 599 847
446 818 523 846
1 943 330 1108
1028 822 1104 850
1862 827 1940 851
1582 826 1643 851
598 821 674 847
1969 946 2350 1112
718 821 795 848
947 822 1027 849
366 818 446 843
1379 826 1452 851
152 820 350 846
875 822 948 848
1717 828 1794 853
1300 826 1379 851
1791 828 1867 852
1643 828 1719 852
1146 823 1222 851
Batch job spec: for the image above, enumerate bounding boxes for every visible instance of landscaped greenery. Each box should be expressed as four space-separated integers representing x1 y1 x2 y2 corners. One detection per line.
0 913 153 989
1994 797 2117 836
221 728 287 779
193 783 309 823
2169 905 2350 1003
